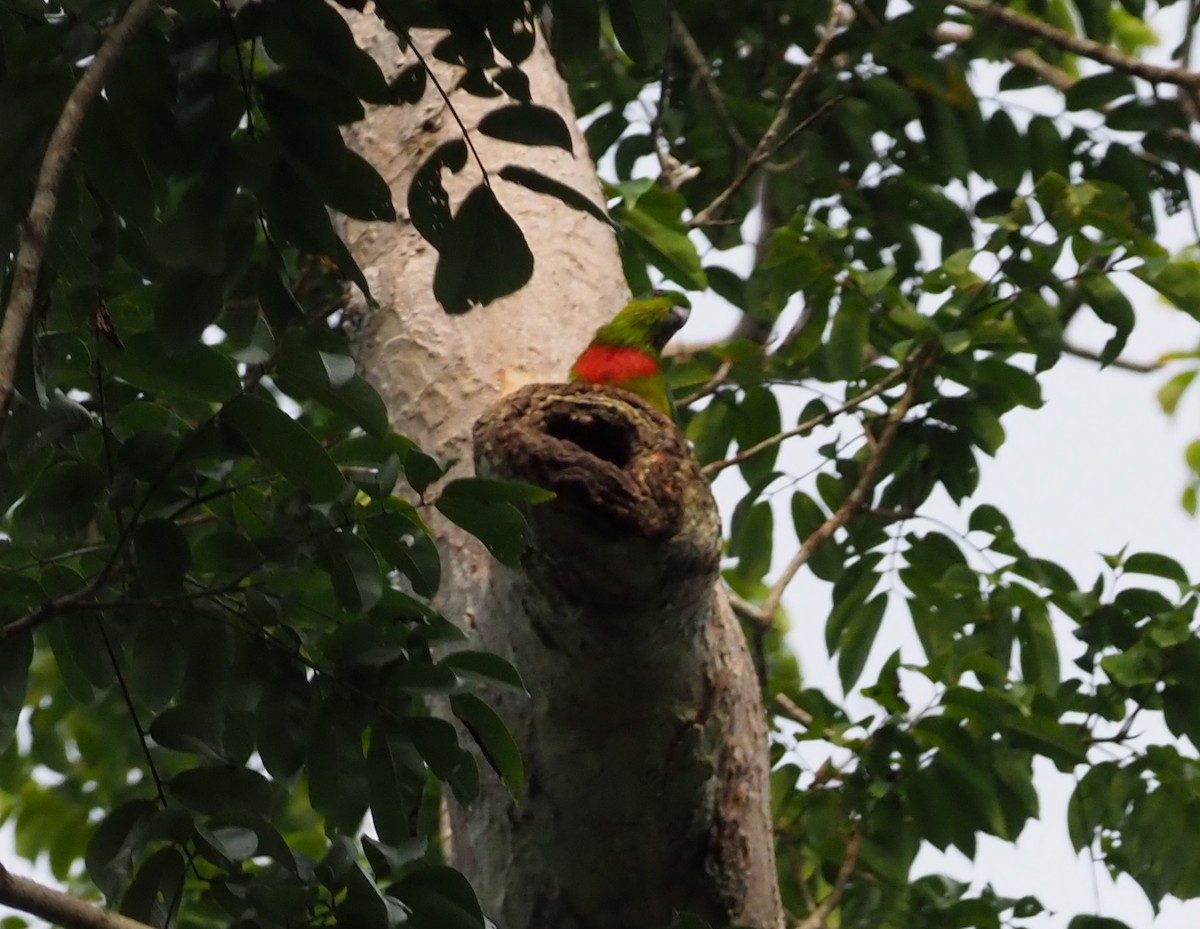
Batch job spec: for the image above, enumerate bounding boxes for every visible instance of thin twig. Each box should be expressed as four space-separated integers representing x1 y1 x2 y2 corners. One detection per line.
691 0 842 227
0 0 161 439
373 9 492 188
677 358 734 408
935 22 1075 94
1063 343 1161 372
954 0 1200 88
753 348 937 626
670 13 751 154
701 365 907 479
794 829 862 929
0 573 254 642
0 861 156 929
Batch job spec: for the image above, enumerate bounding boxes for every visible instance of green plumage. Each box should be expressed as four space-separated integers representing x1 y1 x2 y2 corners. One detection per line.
570 290 691 416
591 291 692 352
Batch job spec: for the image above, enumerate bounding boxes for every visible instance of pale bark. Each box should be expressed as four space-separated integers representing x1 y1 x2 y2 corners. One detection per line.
344 11 782 928
470 384 782 928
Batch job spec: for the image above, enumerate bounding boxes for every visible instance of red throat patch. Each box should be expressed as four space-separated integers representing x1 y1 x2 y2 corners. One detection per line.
570 343 660 385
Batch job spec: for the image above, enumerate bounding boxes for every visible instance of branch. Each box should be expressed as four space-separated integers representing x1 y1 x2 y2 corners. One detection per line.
691 0 843 227
371 8 491 187
0 570 256 642
953 0 1200 88
0 862 156 929
670 13 751 154
676 358 734 409
751 348 937 626
1063 342 1162 372
0 0 161 439
935 22 1075 94
701 365 908 479
793 829 861 929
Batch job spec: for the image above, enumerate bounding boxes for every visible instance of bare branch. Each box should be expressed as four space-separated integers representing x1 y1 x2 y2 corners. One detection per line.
935 22 1075 93
677 358 735 408
793 829 862 929
1063 343 1162 373
691 0 843 227
0 862 156 929
701 365 907 479
953 0 1200 88
670 13 751 154
752 348 937 626
0 0 161 439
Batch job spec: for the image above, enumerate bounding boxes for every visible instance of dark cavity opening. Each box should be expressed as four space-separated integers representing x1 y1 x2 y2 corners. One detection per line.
544 411 634 468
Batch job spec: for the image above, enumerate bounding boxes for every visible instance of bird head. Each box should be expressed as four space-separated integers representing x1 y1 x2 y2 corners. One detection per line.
602 289 692 353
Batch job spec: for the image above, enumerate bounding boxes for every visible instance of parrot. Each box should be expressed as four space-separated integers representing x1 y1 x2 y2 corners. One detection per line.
569 290 692 417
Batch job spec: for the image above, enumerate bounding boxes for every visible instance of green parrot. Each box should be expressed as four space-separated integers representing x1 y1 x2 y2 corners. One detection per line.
569 290 692 417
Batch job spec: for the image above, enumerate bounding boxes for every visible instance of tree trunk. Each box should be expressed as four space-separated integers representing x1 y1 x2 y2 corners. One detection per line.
344 13 782 928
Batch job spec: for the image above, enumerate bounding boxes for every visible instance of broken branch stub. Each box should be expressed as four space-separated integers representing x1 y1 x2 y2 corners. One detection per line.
473 381 722 617
466 381 782 929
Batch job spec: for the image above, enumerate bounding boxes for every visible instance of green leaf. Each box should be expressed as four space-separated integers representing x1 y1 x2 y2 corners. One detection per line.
121 847 187 928
339 863 390 929
1017 608 1060 695
276 339 390 438
222 395 348 501
367 723 426 845
1123 551 1189 587
1080 274 1135 364
826 296 869 379
450 693 523 791
0 633 33 755
433 186 534 313
169 765 276 816
478 105 573 153
86 799 158 900
133 519 191 596
192 530 262 576
149 705 227 761
435 478 546 567
109 334 240 403
837 594 887 692
932 398 1006 456
366 510 441 598
982 110 1026 190
11 461 105 537
1067 918 1133 929
1028 116 1069 181
734 387 783 487
325 530 384 613
440 650 527 693
404 717 479 805
1065 72 1136 111
548 0 599 61
607 0 668 65
155 270 224 350
196 823 258 867
612 183 707 290
1158 370 1197 415
728 501 773 589
255 671 308 779
316 835 358 892
395 865 484 929
308 697 369 831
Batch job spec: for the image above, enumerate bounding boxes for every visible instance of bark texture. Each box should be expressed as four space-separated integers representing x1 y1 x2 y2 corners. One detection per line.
469 384 783 928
